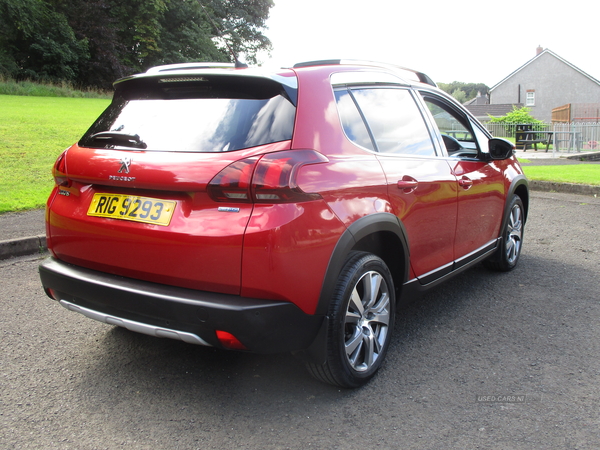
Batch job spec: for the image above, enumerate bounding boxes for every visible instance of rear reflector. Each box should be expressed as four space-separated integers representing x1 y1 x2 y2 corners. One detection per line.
45 288 58 300
216 330 247 350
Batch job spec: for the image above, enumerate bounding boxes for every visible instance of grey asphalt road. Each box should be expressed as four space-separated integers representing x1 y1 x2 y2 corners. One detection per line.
1 191 599 449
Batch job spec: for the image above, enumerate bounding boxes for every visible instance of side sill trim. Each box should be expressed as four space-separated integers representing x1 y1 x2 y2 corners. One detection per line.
399 237 500 304
59 299 212 346
417 239 498 285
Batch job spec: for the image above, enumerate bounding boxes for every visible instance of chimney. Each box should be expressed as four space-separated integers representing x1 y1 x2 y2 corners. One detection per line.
476 91 489 105
536 45 544 56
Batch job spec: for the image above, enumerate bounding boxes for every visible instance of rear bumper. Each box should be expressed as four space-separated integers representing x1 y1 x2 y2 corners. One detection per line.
39 257 324 354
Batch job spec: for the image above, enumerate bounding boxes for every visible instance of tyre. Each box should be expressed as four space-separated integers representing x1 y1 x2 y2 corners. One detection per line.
484 195 525 272
307 252 395 388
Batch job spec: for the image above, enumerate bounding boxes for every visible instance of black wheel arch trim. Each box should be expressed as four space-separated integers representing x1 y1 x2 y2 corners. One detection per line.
314 213 410 317
504 175 529 230
298 214 410 365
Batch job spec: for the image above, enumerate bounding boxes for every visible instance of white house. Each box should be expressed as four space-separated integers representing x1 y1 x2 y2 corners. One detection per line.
489 47 600 123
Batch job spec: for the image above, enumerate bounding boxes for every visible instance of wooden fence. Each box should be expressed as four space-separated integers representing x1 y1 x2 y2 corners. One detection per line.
552 104 571 123
552 104 600 123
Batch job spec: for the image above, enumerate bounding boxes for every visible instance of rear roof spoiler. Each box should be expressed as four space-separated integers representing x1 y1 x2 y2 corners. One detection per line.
292 59 436 87
145 62 236 74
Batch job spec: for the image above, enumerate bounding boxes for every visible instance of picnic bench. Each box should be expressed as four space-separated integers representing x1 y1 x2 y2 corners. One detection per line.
517 131 553 152
553 130 582 152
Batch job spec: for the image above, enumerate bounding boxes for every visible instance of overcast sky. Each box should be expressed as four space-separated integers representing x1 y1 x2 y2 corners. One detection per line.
259 0 600 88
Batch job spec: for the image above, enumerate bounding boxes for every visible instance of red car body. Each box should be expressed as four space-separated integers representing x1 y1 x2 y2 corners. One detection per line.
40 61 528 387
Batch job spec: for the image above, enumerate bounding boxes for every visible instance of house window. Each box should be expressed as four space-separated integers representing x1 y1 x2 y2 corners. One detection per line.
526 91 535 106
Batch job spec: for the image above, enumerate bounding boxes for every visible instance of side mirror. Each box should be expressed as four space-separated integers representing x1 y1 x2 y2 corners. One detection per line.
488 138 515 160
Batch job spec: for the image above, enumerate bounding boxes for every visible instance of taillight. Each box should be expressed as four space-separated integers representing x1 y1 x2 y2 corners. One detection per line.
52 150 71 187
206 157 259 202
207 150 328 204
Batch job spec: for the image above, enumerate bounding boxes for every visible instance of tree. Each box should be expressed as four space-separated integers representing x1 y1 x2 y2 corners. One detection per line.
151 0 229 67
0 0 88 82
488 106 544 124
0 0 274 88
109 0 168 72
50 0 129 88
439 81 490 102
451 88 467 104
208 0 274 64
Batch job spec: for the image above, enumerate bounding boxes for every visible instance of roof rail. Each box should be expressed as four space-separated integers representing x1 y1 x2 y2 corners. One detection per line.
145 62 236 74
292 59 436 87
293 59 344 68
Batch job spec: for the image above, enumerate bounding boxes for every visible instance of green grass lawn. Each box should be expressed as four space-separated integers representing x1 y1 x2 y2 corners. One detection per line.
1 93 598 214
522 164 600 186
0 95 110 213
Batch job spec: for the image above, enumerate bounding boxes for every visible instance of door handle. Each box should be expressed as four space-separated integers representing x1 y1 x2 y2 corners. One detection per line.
458 177 473 189
397 176 418 193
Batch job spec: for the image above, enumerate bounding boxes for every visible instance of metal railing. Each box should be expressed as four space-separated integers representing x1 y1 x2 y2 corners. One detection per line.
484 123 551 139
484 122 600 154
553 122 600 151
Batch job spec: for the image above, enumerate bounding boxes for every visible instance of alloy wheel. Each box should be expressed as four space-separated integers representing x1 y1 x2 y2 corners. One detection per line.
344 270 391 372
506 203 523 265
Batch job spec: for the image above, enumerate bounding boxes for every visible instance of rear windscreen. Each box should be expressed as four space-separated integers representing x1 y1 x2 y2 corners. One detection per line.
79 76 296 152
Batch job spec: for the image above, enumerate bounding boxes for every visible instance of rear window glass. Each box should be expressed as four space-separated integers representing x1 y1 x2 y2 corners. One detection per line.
80 77 296 152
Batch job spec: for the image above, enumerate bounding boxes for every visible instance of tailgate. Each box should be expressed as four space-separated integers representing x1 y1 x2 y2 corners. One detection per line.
48 143 288 294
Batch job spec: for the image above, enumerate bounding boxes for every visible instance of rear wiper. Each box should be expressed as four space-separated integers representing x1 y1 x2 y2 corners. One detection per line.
89 131 147 149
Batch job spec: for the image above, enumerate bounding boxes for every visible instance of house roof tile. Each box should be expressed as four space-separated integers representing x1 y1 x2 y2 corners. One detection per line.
490 49 600 91
465 104 523 120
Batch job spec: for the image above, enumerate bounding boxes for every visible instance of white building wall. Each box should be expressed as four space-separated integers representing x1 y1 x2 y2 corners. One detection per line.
490 52 600 122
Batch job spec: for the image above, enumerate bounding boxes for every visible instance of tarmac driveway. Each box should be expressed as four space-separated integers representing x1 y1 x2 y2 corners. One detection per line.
1 190 599 449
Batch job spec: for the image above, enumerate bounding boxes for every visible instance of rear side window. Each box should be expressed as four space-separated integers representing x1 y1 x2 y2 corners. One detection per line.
334 90 375 151
80 76 296 152
335 87 435 156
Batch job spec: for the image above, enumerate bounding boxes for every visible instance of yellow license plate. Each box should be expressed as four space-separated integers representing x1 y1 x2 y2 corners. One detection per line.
87 194 176 226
